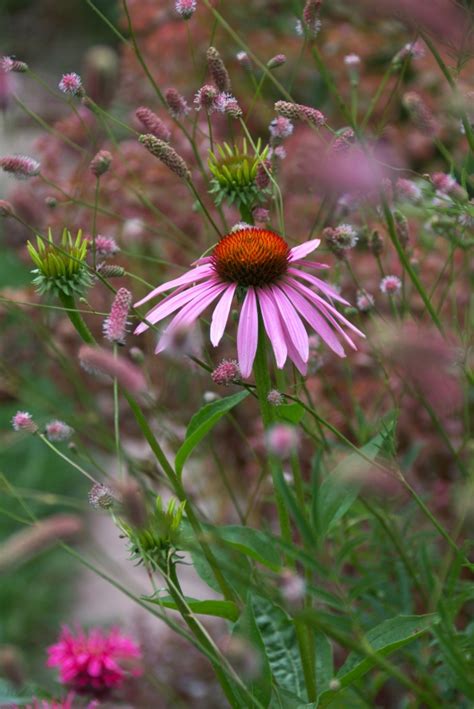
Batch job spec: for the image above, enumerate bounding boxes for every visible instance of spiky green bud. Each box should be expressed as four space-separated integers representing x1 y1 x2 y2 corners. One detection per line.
208 139 270 209
27 228 93 297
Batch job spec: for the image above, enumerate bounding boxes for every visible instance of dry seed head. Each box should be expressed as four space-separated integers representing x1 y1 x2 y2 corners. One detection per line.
139 134 191 180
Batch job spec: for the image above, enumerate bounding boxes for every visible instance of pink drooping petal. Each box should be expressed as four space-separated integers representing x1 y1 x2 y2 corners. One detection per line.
155 282 227 353
288 238 321 262
257 287 288 369
287 268 350 305
280 317 308 375
191 256 213 266
278 282 346 357
269 285 309 363
134 264 214 307
135 278 220 335
295 260 330 270
210 283 237 346
237 287 258 378
286 276 365 338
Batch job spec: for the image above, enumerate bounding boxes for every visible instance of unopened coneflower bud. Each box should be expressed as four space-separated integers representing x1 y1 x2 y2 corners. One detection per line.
393 210 409 247
266 424 299 458
11 411 37 433
0 56 28 73
267 389 284 406
403 91 436 135
175 0 197 20
0 154 40 180
368 229 384 256
302 0 322 37
274 100 325 127
236 51 252 70
253 206 270 223
90 149 112 177
58 72 84 97
0 199 14 217
0 515 82 573
94 234 119 257
206 46 231 93
96 263 125 278
267 54 287 69
279 568 306 605
255 159 272 190
103 287 132 345
45 420 74 442
135 107 171 142
165 87 190 118
118 479 148 529
88 483 114 510
211 359 240 386
380 275 402 296
139 134 191 180
79 345 147 392
356 289 374 312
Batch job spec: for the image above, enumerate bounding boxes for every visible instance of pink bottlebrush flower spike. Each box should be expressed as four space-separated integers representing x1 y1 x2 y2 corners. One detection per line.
0 154 40 179
47 626 142 696
134 227 364 379
103 288 132 344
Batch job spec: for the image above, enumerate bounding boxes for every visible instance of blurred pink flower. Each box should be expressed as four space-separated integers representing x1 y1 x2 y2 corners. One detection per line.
135 227 364 378
47 626 142 695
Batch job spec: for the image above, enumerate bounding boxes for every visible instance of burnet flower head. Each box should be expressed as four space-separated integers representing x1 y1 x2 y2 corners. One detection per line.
135 227 364 378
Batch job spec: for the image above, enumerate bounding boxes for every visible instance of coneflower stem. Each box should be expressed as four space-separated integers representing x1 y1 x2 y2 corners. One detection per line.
253 315 291 543
58 293 95 344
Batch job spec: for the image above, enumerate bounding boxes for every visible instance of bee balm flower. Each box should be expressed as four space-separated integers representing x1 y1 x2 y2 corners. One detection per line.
135 228 364 378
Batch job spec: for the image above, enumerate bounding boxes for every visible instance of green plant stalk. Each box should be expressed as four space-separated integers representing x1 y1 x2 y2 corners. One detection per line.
381 200 444 333
58 292 95 344
295 618 317 702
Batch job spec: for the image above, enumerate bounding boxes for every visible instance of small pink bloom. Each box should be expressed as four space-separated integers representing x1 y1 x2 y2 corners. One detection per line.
212 359 241 386
380 275 401 296
267 389 284 406
175 0 197 19
215 92 242 118
266 424 299 457
103 288 132 344
165 87 190 118
267 54 287 69
79 346 146 393
94 234 119 257
396 178 422 202
344 53 361 67
135 107 171 142
0 154 40 179
12 411 37 433
253 207 270 224
90 149 112 177
47 626 142 696
45 420 74 442
58 72 83 96
356 289 375 312
194 84 219 113
269 116 293 139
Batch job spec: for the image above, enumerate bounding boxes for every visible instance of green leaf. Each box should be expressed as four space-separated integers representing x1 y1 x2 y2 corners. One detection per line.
318 613 438 705
233 596 273 707
315 632 333 694
175 391 249 477
252 595 307 701
314 414 397 540
148 595 240 621
276 403 305 425
216 525 282 572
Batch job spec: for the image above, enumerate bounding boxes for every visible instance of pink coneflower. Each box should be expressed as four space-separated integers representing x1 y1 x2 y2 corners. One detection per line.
0 154 40 179
134 227 364 378
11 411 37 433
58 73 83 96
380 275 402 296
103 288 132 344
45 420 74 442
47 626 142 696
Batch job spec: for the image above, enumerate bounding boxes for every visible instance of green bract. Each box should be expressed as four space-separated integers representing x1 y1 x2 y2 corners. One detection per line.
208 138 269 209
27 228 93 296
125 496 186 568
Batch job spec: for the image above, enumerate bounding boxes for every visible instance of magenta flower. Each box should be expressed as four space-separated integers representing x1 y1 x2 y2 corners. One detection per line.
47 626 142 696
135 227 364 378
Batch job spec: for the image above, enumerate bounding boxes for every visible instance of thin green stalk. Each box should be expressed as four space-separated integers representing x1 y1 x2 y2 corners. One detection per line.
37 434 99 485
187 180 222 237
58 292 95 343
